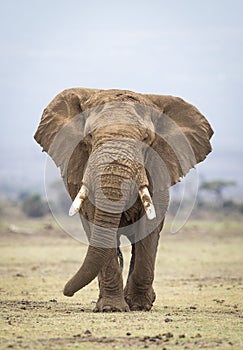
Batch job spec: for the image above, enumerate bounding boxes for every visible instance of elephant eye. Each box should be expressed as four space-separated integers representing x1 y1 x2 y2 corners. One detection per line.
85 132 92 140
87 128 96 139
143 132 149 141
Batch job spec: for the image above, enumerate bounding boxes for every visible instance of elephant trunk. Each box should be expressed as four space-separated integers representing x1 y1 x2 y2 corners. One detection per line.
63 172 128 297
64 141 151 297
63 208 121 296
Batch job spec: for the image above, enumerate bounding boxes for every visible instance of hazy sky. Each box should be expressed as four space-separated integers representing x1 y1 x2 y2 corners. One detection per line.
1 0 243 192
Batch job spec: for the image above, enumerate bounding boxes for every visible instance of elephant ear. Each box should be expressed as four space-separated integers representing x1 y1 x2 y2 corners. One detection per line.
144 94 213 186
34 88 101 199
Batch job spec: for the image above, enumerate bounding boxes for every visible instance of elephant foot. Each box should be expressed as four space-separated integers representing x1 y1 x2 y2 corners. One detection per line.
124 285 156 311
93 296 130 312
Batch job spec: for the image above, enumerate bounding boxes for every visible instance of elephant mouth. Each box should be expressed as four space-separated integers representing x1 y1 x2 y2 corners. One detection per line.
69 183 156 221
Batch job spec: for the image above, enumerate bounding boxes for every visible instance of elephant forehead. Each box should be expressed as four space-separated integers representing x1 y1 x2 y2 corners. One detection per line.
84 102 155 135
93 124 143 140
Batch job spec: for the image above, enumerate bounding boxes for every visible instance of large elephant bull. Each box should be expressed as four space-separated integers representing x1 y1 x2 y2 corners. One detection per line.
34 88 213 311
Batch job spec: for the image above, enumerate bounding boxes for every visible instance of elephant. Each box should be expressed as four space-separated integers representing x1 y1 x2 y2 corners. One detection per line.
34 88 213 312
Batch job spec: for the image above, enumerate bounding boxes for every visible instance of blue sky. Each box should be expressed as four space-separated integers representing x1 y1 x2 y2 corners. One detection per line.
0 0 243 193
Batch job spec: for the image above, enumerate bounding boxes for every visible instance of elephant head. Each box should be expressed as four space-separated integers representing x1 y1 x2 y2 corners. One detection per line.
34 88 213 297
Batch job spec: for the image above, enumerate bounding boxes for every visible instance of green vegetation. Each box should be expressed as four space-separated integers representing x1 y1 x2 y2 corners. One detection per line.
21 194 49 218
199 180 236 202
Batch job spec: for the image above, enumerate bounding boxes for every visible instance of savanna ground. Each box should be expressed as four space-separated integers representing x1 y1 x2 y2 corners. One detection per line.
0 207 243 350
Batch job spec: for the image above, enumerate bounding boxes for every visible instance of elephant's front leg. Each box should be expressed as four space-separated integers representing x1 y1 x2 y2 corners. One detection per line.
94 248 129 312
124 222 164 311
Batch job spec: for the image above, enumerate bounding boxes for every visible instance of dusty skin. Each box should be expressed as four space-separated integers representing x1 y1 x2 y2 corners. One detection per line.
34 88 213 310
0 212 243 350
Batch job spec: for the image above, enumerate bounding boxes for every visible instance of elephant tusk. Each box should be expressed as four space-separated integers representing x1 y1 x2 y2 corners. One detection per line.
69 185 88 216
139 186 156 220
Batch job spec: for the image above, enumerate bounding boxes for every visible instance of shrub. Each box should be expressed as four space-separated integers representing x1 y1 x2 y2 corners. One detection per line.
21 194 49 218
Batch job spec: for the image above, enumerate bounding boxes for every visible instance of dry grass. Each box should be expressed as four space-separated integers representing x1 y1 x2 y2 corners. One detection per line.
0 215 242 349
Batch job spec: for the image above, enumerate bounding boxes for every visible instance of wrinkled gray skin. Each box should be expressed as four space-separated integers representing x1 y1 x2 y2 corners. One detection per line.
34 88 213 312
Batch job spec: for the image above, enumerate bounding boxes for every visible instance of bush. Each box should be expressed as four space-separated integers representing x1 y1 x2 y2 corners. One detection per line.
21 194 49 218
222 200 235 210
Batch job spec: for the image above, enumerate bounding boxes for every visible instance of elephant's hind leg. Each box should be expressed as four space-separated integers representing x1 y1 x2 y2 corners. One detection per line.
94 249 129 312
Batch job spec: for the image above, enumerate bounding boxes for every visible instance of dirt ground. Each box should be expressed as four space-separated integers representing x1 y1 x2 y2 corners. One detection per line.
0 213 243 349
